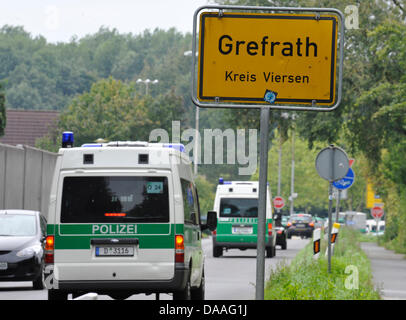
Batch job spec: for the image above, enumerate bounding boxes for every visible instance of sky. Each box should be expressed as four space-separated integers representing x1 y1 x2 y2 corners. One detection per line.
0 0 212 43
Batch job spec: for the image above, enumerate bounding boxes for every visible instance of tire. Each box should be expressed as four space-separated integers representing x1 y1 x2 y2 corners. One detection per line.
32 267 44 290
281 239 287 250
266 246 276 258
191 269 205 300
173 278 191 300
213 245 223 258
48 290 68 301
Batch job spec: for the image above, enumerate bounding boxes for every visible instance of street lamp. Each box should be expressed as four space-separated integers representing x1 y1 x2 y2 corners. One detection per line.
184 50 199 176
281 112 298 216
136 78 159 95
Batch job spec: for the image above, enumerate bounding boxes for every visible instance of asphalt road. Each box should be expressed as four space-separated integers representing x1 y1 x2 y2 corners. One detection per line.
361 242 406 300
0 237 309 300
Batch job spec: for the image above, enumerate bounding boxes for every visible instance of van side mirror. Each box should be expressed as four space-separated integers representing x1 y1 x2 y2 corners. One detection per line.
201 211 217 232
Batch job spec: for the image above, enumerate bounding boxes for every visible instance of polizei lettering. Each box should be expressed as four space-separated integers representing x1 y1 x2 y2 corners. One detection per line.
219 35 318 57
92 224 137 235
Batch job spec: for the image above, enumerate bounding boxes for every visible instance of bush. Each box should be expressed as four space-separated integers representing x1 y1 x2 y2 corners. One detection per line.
264 227 381 300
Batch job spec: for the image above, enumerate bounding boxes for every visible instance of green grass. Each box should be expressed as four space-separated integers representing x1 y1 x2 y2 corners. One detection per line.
264 227 381 300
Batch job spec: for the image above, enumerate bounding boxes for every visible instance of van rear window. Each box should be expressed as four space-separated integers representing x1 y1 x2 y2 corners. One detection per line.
61 176 169 223
220 198 258 218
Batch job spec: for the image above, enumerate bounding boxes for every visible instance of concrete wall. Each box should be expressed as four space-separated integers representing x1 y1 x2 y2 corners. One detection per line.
0 143 57 219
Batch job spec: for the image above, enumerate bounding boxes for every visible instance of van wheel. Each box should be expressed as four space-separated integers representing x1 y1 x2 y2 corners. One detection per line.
32 267 44 290
266 246 276 258
191 270 205 300
281 239 287 250
213 246 223 257
48 290 67 300
173 278 191 300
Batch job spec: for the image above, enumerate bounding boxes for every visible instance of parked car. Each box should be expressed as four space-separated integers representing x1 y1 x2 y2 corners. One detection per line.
286 214 314 239
0 210 47 289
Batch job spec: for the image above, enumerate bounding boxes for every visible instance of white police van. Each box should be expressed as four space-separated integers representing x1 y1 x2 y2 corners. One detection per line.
211 179 276 258
44 132 216 300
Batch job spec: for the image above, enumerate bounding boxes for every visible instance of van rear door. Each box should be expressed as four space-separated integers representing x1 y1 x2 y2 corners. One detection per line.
54 173 175 282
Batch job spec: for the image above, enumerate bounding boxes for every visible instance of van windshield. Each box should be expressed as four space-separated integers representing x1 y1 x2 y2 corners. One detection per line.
61 176 169 223
220 198 258 218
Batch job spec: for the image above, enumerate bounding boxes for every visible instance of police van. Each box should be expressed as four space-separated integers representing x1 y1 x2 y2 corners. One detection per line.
211 179 276 258
44 132 216 300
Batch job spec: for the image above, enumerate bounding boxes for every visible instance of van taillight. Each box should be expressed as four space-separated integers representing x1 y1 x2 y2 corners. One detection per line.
45 235 54 264
212 230 217 236
175 235 184 263
268 223 273 236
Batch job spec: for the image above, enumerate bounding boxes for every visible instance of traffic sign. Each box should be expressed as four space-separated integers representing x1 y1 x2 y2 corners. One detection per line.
196 11 339 106
371 206 384 219
315 146 349 182
273 196 285 209
333 167 355 190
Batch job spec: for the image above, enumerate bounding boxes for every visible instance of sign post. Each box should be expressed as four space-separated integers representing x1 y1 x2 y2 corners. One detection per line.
192 5 345 299
315 145 349 273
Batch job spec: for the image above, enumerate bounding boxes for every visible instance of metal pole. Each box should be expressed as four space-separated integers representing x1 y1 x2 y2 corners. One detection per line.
333 189 341 251
335 189 341 222
327 183 333 273
194 106 199 175
256 107 270 300
327 146 335 273
289 129 295 215
277 134 282 196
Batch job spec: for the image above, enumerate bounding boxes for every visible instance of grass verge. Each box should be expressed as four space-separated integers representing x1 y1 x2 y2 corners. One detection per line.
264 227 381 300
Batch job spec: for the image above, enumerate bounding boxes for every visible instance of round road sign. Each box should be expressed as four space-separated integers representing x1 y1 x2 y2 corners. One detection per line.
371 206 384 219
315 145 349 182
333 167 355 190
273 196 285 209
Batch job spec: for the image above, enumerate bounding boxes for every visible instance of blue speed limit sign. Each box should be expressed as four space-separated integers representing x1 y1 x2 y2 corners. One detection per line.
332 167 355 190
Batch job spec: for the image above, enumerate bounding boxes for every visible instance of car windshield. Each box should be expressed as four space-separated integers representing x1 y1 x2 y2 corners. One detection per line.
61 176 169 223
290 215 312 223
0 215 37 236
220 198 258 218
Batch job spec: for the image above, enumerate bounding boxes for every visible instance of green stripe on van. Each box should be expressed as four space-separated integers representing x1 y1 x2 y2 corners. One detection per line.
47 223 182 250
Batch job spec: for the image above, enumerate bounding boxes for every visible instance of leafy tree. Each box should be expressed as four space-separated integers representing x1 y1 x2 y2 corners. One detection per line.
0 82 5 136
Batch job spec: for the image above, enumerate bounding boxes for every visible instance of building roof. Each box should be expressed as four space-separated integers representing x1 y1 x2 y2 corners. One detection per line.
0 109 59 147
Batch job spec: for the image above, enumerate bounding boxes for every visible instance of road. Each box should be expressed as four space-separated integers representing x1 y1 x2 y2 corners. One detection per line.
0 237 309 300
361 242 406 300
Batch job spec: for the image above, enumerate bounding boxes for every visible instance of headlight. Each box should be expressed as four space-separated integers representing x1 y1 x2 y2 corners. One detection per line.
16 245 42 258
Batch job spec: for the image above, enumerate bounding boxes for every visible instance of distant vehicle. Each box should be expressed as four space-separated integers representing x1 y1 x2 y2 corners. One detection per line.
366 219 385 236
211 179 276 258
281 215 290 228
0 210 47 290
287 213 314 239
344 211 367 233
275 226 287 250
314 217 325 229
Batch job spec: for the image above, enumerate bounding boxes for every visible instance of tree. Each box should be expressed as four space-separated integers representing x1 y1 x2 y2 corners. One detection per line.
0 82 5 136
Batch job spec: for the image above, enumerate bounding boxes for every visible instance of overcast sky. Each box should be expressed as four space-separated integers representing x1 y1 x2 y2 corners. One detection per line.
0 0 212 43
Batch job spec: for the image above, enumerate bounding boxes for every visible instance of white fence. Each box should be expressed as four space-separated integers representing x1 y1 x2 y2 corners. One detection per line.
0 143 57 219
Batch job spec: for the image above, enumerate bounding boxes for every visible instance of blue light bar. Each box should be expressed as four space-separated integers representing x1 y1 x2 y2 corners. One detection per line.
81 144 103 147
62 131 74 148
163 143 185 153
219 177 224 185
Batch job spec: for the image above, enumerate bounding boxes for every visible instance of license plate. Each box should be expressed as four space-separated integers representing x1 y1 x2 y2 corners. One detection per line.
232 227 253 235
296 224 305 228
0 262 7 270
95 246 134 257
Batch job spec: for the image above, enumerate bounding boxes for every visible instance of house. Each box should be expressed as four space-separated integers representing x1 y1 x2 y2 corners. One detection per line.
0 109 59 147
